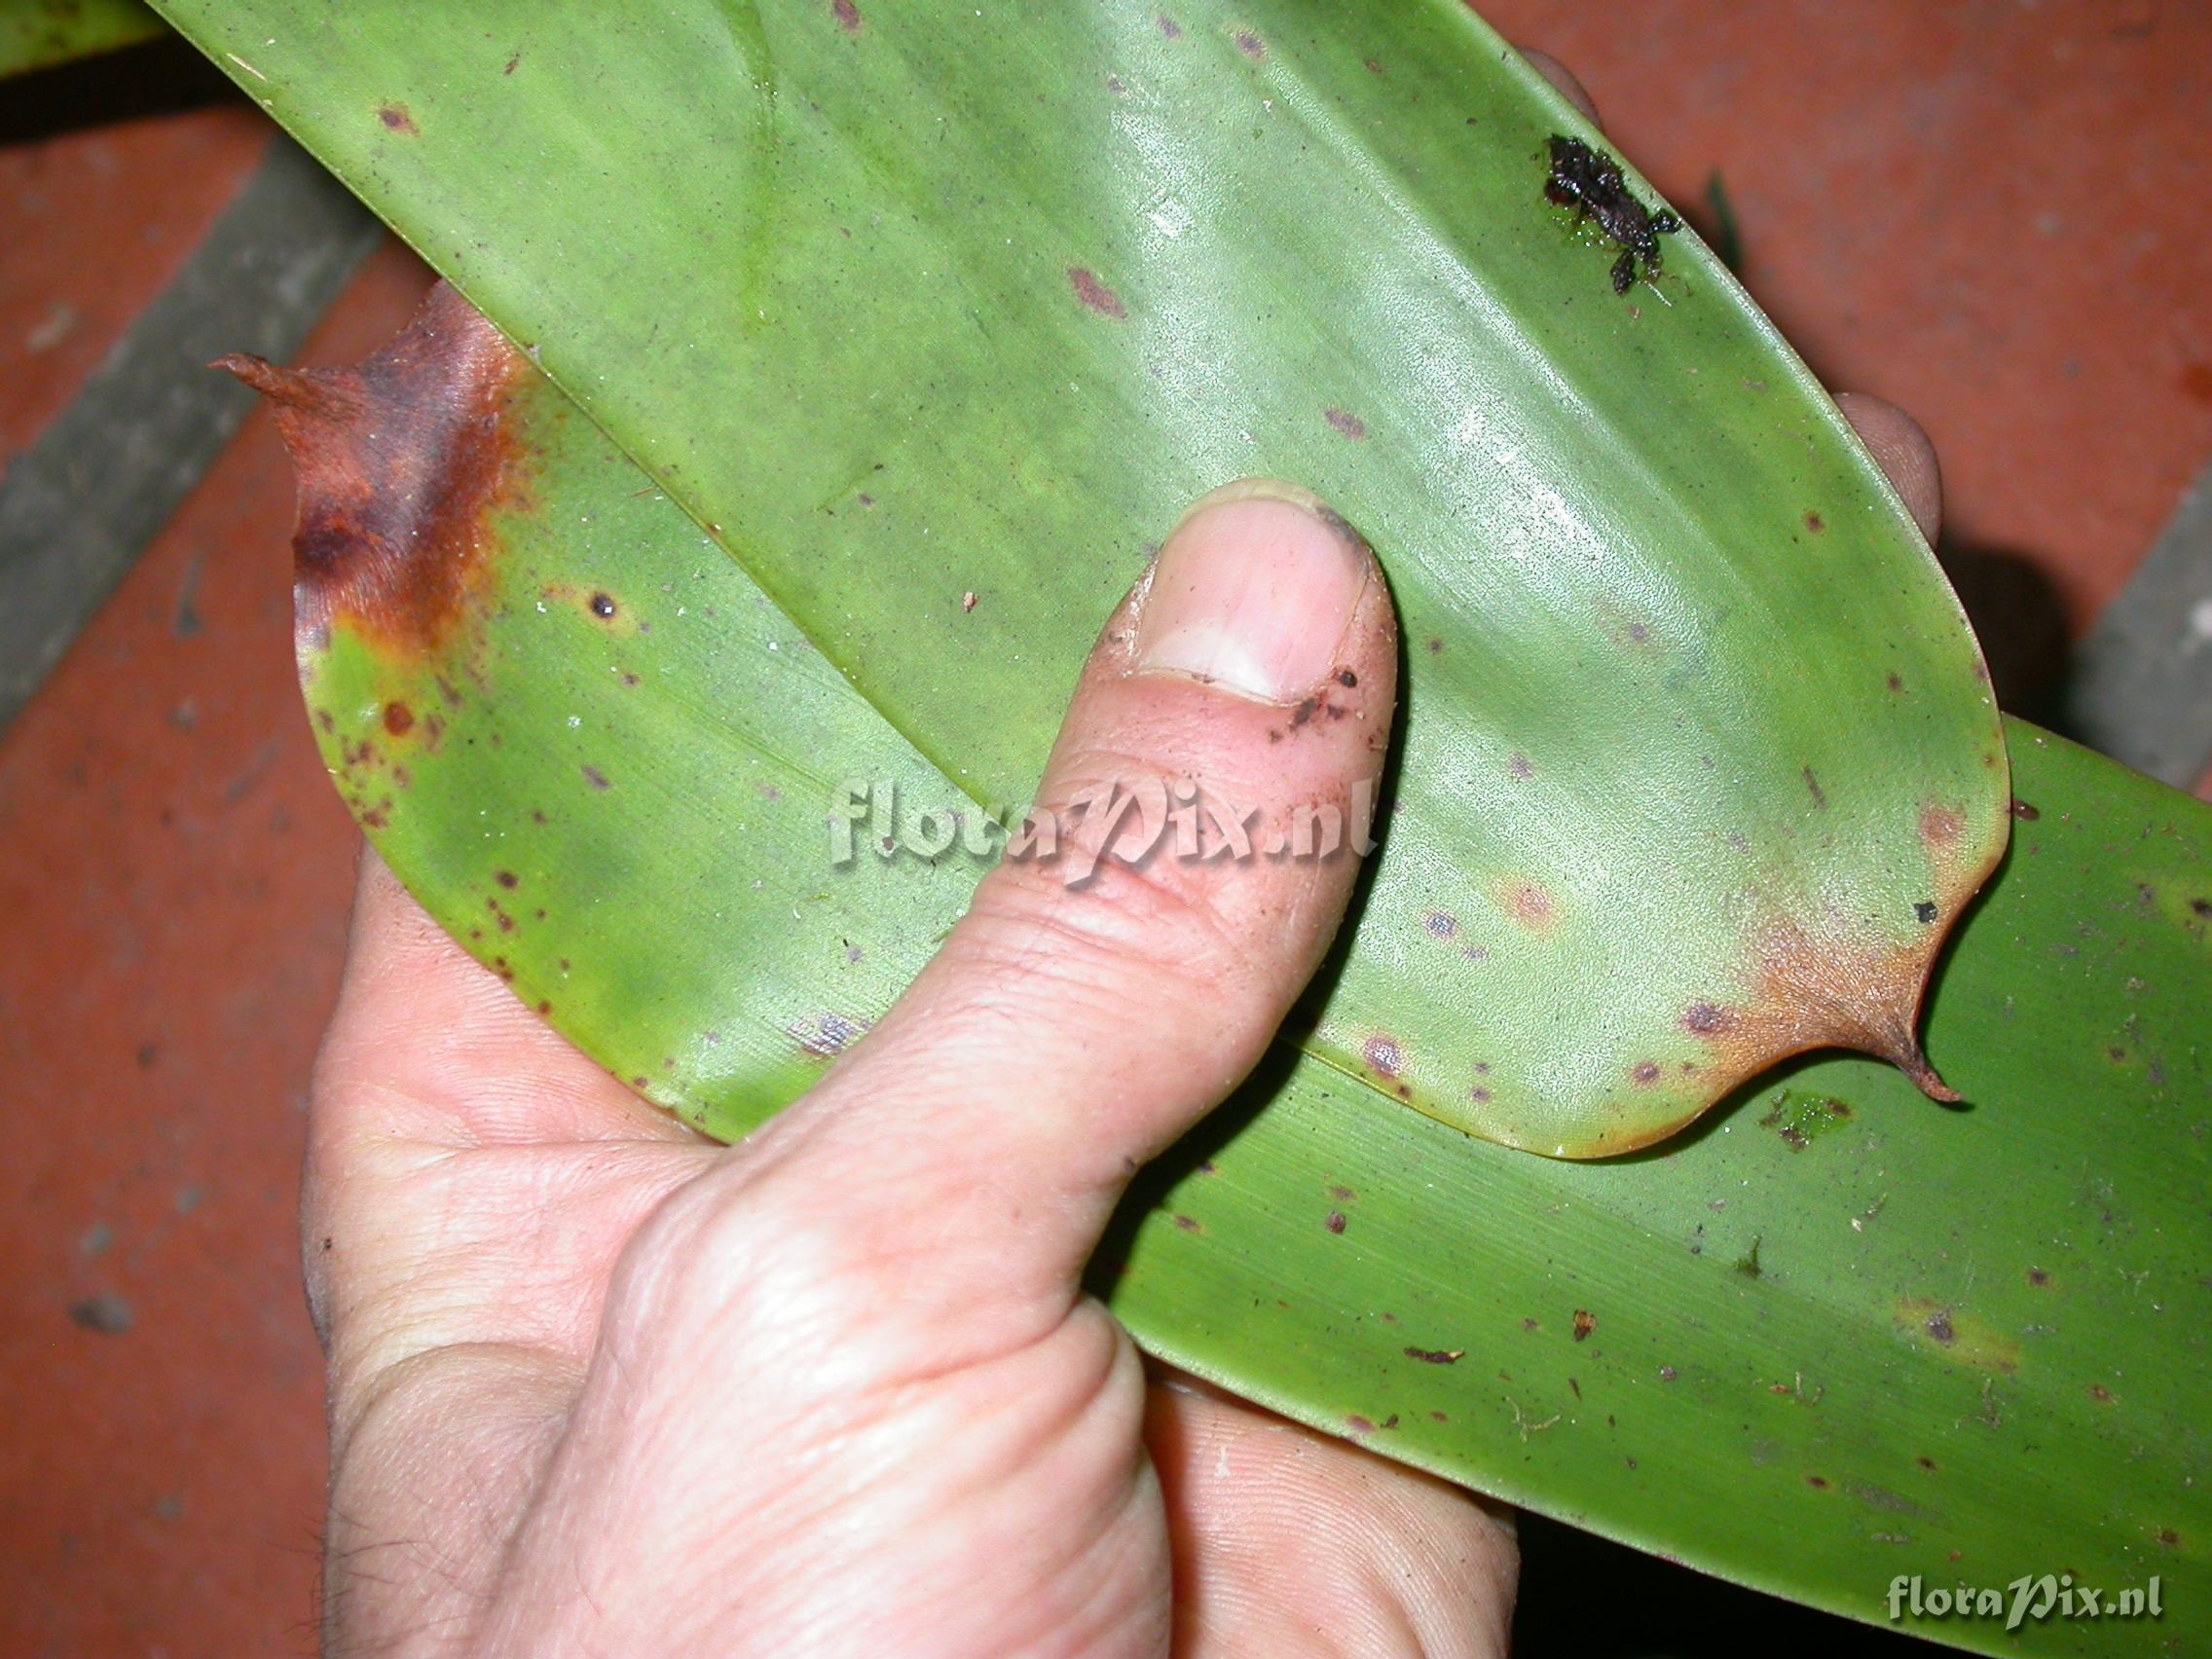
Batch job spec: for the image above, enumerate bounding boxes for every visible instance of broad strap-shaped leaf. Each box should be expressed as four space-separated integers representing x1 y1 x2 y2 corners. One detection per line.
162 0 2006 1154
233 285 2206 1655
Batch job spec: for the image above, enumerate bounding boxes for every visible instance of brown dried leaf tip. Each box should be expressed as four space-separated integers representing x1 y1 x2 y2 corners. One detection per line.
216 281 529 658
1667 911 1967 1116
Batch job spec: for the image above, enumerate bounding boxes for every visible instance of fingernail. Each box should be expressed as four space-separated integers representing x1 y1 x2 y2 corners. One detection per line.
1133 479 1372 704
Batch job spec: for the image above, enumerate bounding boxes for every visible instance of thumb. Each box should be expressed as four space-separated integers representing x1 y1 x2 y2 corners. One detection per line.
760 478 1397 1319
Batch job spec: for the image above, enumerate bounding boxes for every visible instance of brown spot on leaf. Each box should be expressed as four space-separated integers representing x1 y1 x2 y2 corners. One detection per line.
831 0 861 32
1631 1061 1661 1086
1496 878 1557 933
1362 1035 1402 1079
2026 1267 2049 1287
1157 14 1181 37
2088 1383 2113 1404
1324 1209 1346 1235
1324 407 1366 440
1806 1474 1829 1490
1804 511 1825 533
1886 673 1904 692
1067 267 1125 318
2010 798 2041 821
495 869 519 889
219 282 526 658
581 764 609 791
1571 1309 1596 1342
791 1012 866 1059
1423 910 1458 940
1682 1002 1733 1036
1894 1298 2018 1372
589 591 617 619
1172 1214 1201 1234
1235 28 1264 57
377 103 417 135
1802 766 1827 810
382 700 414 736
1919 804 1964 849
1405 1346 1464 1365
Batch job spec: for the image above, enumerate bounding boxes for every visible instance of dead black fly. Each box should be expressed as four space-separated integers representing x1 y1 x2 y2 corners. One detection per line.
1543 134 1680 296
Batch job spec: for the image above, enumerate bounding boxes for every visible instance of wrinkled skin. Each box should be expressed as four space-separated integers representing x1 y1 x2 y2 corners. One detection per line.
305 50 1945 1655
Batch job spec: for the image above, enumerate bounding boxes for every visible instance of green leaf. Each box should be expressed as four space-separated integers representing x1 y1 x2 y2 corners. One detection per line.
0 0 163 77
231 285 2206 1657
168 0 2210 1648
158 0 2008 1156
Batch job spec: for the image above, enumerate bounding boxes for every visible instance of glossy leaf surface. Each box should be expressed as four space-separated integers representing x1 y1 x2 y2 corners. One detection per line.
159 0 2010 1156
231 285 2208 1655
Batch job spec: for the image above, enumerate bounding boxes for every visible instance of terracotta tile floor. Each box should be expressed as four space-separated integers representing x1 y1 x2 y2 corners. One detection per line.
2 6 2207 1652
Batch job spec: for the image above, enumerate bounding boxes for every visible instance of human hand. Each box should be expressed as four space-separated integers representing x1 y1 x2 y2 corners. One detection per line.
308 478 1522 1656
305 50 1948 1652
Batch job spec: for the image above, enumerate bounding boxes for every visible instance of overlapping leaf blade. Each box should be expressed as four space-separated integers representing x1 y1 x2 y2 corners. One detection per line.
164 0 2210 1648
231 287 2207 1655
161 0 2007 1153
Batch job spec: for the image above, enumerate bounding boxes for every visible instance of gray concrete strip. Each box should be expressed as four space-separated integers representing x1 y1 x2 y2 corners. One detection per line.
0 132 381 729
2065 461 2212 789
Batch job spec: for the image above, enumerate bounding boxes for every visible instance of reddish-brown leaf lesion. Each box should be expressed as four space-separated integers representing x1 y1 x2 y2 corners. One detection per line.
218 281 528 659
